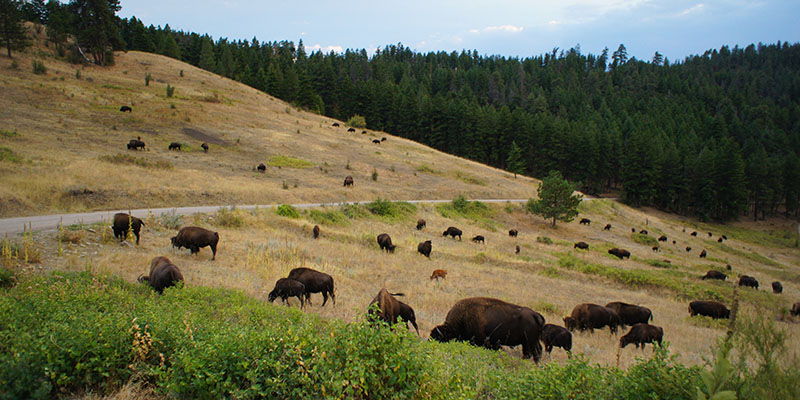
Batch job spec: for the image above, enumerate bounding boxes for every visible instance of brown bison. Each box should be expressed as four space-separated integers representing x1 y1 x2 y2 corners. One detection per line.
112 213 145 245
332 122 340 127
738 275 759 289
471 235 485 243
171 226 219 260
287 267 335 306
119 105 132 112
347 127 356 133
574 241 589 250
701 270 727 281
372 139 381 144
257 163 266 172
658 235 668 242
268 278 306 308
201 142 209 152
343 175 354 187
718 238 723 243
605 302 653 326
563 303 621 334
508 229 518 237
652 246 659 252
620 323 663 349
127 139 145 150
443 226 462 240
377 233 396 253
579 218 591 225
608 248 630 259
640 229 648 235
368 289 419 335
686 247 692 252
689 300 730 319
416 219 426 230
604 224 612 231
691 231 698 236
138 256 183 294
772 281 783 294
313 225 320 239
541 324 572 353
430 269 447 281
430 297 545 362
699 249 707 258
417 240 432 258
515 245 520 254
792 303 800 317
168 142 182 151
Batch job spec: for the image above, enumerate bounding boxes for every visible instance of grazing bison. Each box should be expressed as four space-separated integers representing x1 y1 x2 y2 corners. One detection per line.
541 324 572 353
168 142 182 151
268 278 306 308
574 241 589 250
620 324 663 349
604 224 612 231
608 248 631 259
127 139 146 150
686 247 692 252
691 231 698 236
171 226 219 260
772 281 783 294
605 302 653 326
708 232 713 237
631 228 636 233
702 270 727 281
257 163 266 172
343 175 354 187
792 303 800 317
580 218 591 225
699 249 707 258
347 127 356 133
332 122 340 127
201 142 209 152
515 245 520 254
417 240 432 258
471 235 485 244
287 267 335 306
430 269 447 281
722 235 728 240
430 297 545 362
658 235 668 242
119 105 132 112
362 130 367 134
372 139 381 144
138 256 183 294
689 300 730 319
443 227 462 240
381 137 386 142
112 213 145 245
673 240 677 245
640 229 648 235
652 246 659 252
563 303 621 334
313 225 320 239
416 219 426 230
368 289 419 335
508 229 518 237
738 275 759 289
718 238 723 243
377 233 396 253
726 264 732 270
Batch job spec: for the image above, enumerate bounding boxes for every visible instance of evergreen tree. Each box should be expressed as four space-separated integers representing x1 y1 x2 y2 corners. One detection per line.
0 0 29 57
197 35 215 71
70 0 123 65
157 25 180 59
506 140 526 178
20 0 46 23
45 0 71 53
526 170 583 227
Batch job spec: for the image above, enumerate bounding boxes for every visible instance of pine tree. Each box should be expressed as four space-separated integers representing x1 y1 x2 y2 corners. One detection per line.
197 35 215 71
0 0 29 58
70 0 123 65
526 170 583 227
506 140 526 178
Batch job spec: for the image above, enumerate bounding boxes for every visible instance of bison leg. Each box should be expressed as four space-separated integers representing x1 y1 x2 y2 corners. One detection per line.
134 231 140 245
210 244 216 260
321 292 328 307
305 293 313 307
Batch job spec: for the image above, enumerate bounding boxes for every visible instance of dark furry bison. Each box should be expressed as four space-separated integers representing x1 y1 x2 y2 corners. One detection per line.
112 213 145 245
515 245 520 254
563 303 620 334
168 142 182 151
418 240 432 258
686 247 692 252
722 235 728 240
772 281 783 294
443 226 462 240
792 303 800 317
138 256 183 294
120 106 132 112
508 229 518 237
541 324 572 353
377 233 396 253
343 175 354 187
430 269 447 281
257 163 266 172
127 139 145 150
171 226 219 260
691 231 698 236
652 246 659 252
689 300 730 319
430 297 545 362
718 238 723 243
268 278 306 308
620 323 663 349
605 302 653 326
313 225 320 239
332 122 340 127
201 142 209 152
640 229 648 235
362 130 367 134
347 127 356 133
708 232 713 237
580 218 591 225
608 248 631 259
574 241 589 250
604 224 612 231
738 275 759 289
702 270 727 281
368 289 419 335
287 267 335 306
658 235 668 242
471 235 485 243
416 219 426 230
699 249 707 258
372 139 381 144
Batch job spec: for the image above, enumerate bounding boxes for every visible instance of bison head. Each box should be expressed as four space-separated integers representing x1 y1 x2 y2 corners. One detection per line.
563 316 578 331
170 236 178 248
429 325 452 342
267 289 278 303
137 274 149 284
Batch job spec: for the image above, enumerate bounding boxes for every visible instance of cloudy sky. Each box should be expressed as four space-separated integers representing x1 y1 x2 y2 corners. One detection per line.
119 0 799 61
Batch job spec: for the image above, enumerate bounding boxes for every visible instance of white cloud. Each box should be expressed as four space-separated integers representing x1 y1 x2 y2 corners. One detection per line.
470 25 525 34
679 3 705 16
306 44 344 53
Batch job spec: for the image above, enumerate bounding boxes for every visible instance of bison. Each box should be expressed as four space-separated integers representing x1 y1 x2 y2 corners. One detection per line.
699 249 707 258
430 269 447 281
515 245 520 254
604 224 612 231
580 218 591 225
608 248 631 259
377 233 396 253
508 229 518 237
722 235 728 240
416 219 426 230
708 232 713 237
171 226 219 260
658 235 668 242
201 142 209 152
605 302 653 326
313 225 320 239
268 278 306 308
417 240 432 258
541 324 572 353
652 246 659 252
257 163 266 172
362 130 367 134
368 289 419 335
168 142 182 151
689 300 730 319
119 105 132 112
127 139 145 150
792 303 800 317
112 213 145 245
332 122 340 127
574 241 589 250
686 247 692 252
138 256 183 294
287 267 335 306
443 226 462 240
701 270 727 281
347 127 356 133
620 323 663 349
738 275 759 289
691 231 698 236
640 229 648 235
718 238 723 243
372 139 381 144
430 297 545 362
471 235 485 244
772 281 783 294
381 137 386 141
563 303 621 334
631 228 636 233
343 175 354 187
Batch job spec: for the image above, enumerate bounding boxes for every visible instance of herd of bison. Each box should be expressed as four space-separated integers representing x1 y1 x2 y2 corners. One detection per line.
116 204 799 363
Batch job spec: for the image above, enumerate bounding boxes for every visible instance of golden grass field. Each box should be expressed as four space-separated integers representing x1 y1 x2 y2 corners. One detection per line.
2 34 799 378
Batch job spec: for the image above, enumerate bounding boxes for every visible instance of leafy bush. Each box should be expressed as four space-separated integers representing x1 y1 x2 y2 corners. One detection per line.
0 267 15 288
437 195 494 227
455 171 486 186
267 155 313 169
416 163 441 174
32 60 46 74
0 129 18 137
166 84 175 97
537 236 554 245
276 204 300 219
215 207 244 228
0 147 21 163
309 209 349 226
346 114 366 128
158 213 183 230
646 259 676 269
340 203 370 220
632 233 658 247
365 198 416 221
145 72 151 86
98 154 173 170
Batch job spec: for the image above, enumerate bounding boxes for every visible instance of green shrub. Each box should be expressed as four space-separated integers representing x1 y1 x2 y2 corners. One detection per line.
0 129 18 137
537 236 554 245
0 267 16 288
267 155 313 169
145 72 151 86
166 84 175 98
309 209 349 226
276 204 300 219
158 213 183 230
631 233 658 247
416 163 441 175
346 114 367 128
646 259 676 269
32 60 46 75
340 203 370 220
98 154 173 170
0 147 21 163
437 195 494 227
364 198 416 221
215 207 244 228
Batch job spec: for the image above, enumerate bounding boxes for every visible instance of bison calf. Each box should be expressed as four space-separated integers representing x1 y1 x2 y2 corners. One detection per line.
772 281 783 294
430 269 447 281
541 324 572 353
313 225 320 239
171 226 219 260
201 142 209 152
471 235 485 244
112 213 145 245
138 256 183 294
620 323 663 349
368 289 419 335
508 229 518 237
603 224 612 231
268 278 306 308
417 240 432 258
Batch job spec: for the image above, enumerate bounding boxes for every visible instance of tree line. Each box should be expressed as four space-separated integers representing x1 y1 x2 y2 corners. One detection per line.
8 0 800 222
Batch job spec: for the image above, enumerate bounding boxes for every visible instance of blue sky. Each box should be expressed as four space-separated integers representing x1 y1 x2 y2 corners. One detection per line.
119 0 799 61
